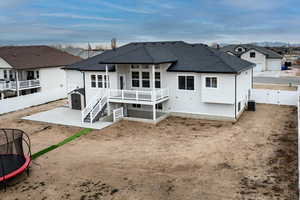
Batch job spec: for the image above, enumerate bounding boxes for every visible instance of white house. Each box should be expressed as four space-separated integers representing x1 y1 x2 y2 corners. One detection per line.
221 44 283 72
0 46 81 99
64 41 254 124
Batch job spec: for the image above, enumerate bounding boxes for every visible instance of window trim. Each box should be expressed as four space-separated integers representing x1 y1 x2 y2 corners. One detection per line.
204 76 218 89
177 74 195 91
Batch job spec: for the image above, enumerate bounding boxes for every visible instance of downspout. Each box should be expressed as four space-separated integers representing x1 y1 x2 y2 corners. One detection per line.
82 71 86 107
234 75 237 120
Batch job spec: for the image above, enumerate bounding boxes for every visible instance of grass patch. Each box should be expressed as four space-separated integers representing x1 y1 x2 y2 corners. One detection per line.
32 128 93 160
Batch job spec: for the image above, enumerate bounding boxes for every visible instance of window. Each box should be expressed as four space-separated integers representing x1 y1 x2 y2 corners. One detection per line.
205 77 217 88
238 102 241 112
178 76 194 90
132 72 140 87
142 65 149 69
237 47 243 52
156 103 163 110
91 75 96 88
155 72 161 88
104 75 110 88
132 104 141 108
97 75 103 88
131 65 139 69
9 71 14 80
36 71 39 79
3 70 7 79
142 72 150 88
250 52 256 58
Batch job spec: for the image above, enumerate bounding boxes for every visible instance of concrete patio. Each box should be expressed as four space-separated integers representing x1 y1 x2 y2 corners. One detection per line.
22 107 113 130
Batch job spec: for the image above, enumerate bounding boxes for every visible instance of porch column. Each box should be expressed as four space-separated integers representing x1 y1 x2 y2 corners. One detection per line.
15 70 20 96
152 64 155 90
153 104 156 121
105 64 109 91
0 92 4 100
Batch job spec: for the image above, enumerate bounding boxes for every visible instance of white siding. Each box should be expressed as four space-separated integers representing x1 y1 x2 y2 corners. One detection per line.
236 69 252 115
164 72 236 119
65 70 84 93
241 50 266 72
39 67 66 92
266 59 282 71
84 71 118 102
201 73 235 104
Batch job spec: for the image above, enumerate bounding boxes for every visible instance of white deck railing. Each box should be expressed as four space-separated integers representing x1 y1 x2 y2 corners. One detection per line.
0 80 40 91
108 88 169 102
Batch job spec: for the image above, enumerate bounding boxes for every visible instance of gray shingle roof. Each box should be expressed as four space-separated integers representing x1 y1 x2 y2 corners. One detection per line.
65 41 254 73
221 44 283 59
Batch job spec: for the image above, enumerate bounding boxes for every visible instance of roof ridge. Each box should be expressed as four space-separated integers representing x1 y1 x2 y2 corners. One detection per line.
143 46 155 63
204 46 237 73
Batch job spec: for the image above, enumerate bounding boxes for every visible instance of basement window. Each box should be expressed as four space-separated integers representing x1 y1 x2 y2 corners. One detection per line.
250 52 256 58
205 77 218 88
132 104 141 108
178 76 194 90
156 103 163 110
238 101 241 112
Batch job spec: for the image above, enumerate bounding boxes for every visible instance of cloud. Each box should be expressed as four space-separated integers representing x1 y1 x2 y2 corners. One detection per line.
99 1 155 14
222 0 282 10
40 13 122 21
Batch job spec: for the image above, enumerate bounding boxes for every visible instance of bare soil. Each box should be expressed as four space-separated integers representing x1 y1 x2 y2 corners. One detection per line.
253 84 297 91
0 101 298 200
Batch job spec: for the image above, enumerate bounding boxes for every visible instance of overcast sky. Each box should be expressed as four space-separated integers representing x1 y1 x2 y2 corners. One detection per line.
0 0 299 46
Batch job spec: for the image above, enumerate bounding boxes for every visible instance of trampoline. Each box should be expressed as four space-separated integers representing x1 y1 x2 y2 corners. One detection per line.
0 129 31 184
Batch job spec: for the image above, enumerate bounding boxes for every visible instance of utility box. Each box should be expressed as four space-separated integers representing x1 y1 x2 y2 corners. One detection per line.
248 100 256 111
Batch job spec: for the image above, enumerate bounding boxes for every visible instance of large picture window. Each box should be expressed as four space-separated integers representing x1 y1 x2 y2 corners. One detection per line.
97 75 103 88
155 72 161 88
178 76 194 90
142 72 150 88
132 72 140 87
205 77 217 88
91 75 96 88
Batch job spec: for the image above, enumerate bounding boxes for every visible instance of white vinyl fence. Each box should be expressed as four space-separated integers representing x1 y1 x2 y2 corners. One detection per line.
252 89 298 106
0 89 66 115
113 107 124 122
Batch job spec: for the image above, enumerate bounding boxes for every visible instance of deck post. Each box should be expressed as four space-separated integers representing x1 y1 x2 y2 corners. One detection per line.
153 104 156 121
15 70 19 96
107 102 111 116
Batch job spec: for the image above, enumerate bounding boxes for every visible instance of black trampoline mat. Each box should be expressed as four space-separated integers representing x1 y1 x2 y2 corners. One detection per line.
0 155 26 177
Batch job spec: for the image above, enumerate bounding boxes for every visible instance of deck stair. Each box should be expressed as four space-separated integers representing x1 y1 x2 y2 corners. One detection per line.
82 91 108 124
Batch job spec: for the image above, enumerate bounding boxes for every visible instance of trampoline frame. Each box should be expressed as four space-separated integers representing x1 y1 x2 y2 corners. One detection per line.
0 129 31 188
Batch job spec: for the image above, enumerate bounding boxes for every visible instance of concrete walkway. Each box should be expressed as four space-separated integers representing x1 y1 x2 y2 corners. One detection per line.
23 107 113 130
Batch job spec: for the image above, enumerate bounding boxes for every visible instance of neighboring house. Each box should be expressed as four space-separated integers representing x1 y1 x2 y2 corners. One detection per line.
64 41 254 124
55 46 104 59
0 46 81 99
221 44 283 72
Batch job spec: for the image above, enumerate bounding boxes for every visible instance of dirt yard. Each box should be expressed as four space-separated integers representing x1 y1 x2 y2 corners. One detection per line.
0 101 298 200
